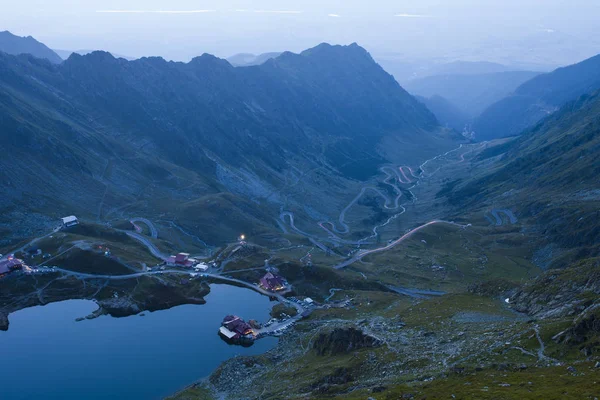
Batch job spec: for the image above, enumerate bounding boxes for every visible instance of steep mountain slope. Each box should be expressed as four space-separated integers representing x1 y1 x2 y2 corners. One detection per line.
0 31 62 64
416 95 469 132
0 43 459 246
474 54 600 141
445 90 600 268
405 70 540 117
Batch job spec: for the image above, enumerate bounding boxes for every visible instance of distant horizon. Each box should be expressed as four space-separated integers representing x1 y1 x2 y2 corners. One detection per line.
2 0 600 69
5 29 569 75
5 27 585 71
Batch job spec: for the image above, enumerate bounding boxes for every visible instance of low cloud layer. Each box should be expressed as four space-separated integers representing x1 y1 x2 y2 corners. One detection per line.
96 10 216 14
96 9 303 15
394 13 433 18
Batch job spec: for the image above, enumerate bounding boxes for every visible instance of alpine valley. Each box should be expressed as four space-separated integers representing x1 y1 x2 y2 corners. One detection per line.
1 31 600 400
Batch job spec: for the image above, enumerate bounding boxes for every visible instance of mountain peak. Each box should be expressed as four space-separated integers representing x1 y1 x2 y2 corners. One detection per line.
65 50 118 65
189 53 233 72
301 42 369 57
0 30 62 64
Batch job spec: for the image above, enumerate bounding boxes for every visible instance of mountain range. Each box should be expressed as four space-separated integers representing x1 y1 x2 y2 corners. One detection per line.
405 70 541 118
474 54 600 141
226 52 282 67
53 48 135 61
0 42 458 246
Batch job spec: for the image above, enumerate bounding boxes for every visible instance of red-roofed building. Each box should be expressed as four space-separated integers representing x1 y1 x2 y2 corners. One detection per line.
259 272 287 292
219 315 254 344
166 252 196 268
0 257 24 278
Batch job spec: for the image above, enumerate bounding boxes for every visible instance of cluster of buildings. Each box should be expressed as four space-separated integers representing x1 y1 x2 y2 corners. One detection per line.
165 253 211 271
0 256 25 278
166 253 197 268
219 315 255 345
259 272 288 292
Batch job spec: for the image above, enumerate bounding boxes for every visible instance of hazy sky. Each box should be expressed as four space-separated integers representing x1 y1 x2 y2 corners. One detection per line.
2 0 599 66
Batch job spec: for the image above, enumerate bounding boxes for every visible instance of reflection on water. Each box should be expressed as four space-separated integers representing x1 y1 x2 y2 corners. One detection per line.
0 284 277 400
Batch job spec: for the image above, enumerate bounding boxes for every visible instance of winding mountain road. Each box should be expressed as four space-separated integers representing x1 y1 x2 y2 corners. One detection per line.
130 218 158 239
124 231 167 260
320 166 405 236
489 209 518 226
276 143 485 270
334 220 469 269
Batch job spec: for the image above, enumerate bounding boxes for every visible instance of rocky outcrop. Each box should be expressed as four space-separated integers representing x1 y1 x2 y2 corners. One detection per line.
313 327 382 356
0 311 8 331
553 304 600 355
510 261 600 319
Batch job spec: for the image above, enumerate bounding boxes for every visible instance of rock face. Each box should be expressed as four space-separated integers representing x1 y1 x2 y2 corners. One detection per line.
554 304 600 355
313 327 382 356
0 311 8 331
511 261 600 319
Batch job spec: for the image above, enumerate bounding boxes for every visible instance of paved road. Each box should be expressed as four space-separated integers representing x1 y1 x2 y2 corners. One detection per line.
320 166 405 236
334 220 469 269
280 143 476 252
357 207 406 245
124 231 167 260
489 209 518 226
54 267 297 304
53 266 306 335
279 212 334 250
130 218 158 239
388 286 445 299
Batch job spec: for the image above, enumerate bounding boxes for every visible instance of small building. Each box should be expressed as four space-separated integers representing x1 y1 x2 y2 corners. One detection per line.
61 216 79 228
219 326 236 340
166 252 197 268
194 262 209 272
259 272 287 292
304 297 314 305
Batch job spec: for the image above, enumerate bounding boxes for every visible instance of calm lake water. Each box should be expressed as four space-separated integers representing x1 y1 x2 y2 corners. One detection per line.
0 284 278 400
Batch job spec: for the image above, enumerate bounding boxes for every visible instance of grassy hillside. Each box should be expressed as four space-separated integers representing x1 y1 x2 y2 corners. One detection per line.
446 90 600 268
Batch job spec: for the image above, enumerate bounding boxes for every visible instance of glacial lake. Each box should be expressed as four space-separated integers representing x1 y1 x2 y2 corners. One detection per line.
0 284 278 400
